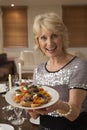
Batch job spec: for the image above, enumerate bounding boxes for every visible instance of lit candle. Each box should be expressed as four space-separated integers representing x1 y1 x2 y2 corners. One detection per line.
8 74 12 90
18 63 22 81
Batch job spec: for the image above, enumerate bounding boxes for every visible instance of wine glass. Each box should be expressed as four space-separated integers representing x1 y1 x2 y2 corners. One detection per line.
1 81 9 97
2 74 20 111
12 74 19 87
1 81 14 111
2 80 14 111
10 107 26 130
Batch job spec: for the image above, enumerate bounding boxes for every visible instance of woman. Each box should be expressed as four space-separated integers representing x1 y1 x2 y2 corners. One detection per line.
28 12 87 130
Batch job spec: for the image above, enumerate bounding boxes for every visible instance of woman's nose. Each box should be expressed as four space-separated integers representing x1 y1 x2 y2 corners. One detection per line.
47 37 53 45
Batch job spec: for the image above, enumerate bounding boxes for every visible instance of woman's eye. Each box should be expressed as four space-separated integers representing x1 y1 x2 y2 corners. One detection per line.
40 36 47 41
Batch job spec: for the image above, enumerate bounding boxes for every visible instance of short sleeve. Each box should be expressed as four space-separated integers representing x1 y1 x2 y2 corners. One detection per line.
69 59 87 90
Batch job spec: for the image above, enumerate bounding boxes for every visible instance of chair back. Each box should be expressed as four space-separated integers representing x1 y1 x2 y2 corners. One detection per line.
19 50 35 72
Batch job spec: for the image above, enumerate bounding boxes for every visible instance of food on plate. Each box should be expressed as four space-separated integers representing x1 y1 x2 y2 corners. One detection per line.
13 83 51 108
13 89 23 103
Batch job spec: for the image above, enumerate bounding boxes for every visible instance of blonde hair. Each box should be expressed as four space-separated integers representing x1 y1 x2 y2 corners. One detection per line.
33 12 69 52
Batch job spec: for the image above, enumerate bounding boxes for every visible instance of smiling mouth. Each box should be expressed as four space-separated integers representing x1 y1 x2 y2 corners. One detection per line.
46 46 57 52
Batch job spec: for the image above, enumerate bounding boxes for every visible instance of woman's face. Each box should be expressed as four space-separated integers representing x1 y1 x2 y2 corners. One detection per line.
38 28 63 58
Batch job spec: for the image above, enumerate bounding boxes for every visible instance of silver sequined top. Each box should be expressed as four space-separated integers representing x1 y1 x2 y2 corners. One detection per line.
33 56 87 116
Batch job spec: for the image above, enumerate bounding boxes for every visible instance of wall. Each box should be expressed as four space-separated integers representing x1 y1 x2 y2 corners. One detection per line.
0 5 87 60
0 5 62 58
67 47 87 60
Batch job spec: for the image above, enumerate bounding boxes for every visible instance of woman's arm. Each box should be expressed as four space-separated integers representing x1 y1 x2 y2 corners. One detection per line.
30 89 86 121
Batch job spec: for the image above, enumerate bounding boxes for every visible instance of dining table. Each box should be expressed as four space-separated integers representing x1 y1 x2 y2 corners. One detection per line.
0 91 38 130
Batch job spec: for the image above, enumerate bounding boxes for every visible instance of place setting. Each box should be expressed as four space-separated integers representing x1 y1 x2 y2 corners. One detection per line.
0 73 28 130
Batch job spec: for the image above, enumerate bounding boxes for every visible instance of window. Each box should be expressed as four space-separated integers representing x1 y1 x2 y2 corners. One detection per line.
63 6 87 47
2 6 28 47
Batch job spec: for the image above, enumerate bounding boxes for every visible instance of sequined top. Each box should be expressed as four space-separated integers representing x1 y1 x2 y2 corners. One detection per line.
33 56 87 116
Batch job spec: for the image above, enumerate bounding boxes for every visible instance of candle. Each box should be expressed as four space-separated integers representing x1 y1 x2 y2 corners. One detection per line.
18 63 22 81
8 74 12 90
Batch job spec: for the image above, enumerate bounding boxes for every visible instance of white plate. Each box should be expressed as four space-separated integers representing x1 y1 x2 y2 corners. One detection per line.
5 86 59 110
0 84 7 93
0 123 14 130
30 117 40 125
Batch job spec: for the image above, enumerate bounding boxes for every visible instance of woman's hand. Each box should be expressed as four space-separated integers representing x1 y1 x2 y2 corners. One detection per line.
31 100 59 116
27 109 40 119
27 100 60 118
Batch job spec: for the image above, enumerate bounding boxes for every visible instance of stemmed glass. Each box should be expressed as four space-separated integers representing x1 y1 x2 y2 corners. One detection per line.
2 81 14 111
12 74 19 87
10 107 26 130
2 74 19 111
1 81 9 97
